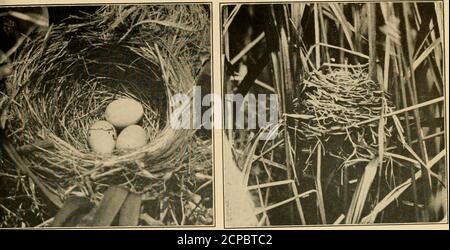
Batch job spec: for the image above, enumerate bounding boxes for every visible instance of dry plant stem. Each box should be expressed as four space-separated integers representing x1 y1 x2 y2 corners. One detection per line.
352 96 444 127
406 97 421 221
255 175 269 225
222 6 231 62
277 6 305 225
362 150 445 223
278 7 304 223
401 3 433 220
352 4 361 56
343 164 349 212
234 51 270 96
248 179 294 190
315 143 326 224
314 4 320 69
251 139 284 163
1 130 63 208
339 5 348 210
264 5 292 223
318 7 330 66
395 44 421 221
306 43 370 61
230 32 265 65
339 21 345 63
373 2 385 211
222 4 242 36
231 76 275 93
222 7 233 140
0 26 36 64
328 3 354 51
262 5 305 224
401 5 429 163
254 189 312 216
368 3 377 82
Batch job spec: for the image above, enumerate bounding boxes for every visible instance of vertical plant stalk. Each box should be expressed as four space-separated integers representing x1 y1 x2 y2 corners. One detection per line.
394 45 420 221
255 175 270 226
315 143 327 224
352 4 361 55
400 3 433 220
382 18 391 91
367 4 386 214
222 6 233 140
343 165 349 212
346 157 380 224
318 6 330 66
368 3 377 81
280 15 305 226
374 2 384 213
339 22 345 64
314 4 320 69
340 4 349 210
291 4 310 222
264 5 305 224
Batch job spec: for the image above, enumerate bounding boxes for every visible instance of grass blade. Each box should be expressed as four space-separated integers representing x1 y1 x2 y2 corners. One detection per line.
119 192 141 226
92 186 129 226
362 150 445 223
346 157 380 224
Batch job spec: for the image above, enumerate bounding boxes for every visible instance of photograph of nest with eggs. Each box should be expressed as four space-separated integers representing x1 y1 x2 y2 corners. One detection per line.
0 4 212 227
222 3 446 227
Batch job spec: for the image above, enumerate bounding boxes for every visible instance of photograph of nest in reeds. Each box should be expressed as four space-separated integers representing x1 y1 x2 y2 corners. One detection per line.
0 4 212 227
222 2 446 226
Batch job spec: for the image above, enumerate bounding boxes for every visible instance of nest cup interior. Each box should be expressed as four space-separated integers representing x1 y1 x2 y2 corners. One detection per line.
10 34 168 156
3 5 211 198
59 45 166 151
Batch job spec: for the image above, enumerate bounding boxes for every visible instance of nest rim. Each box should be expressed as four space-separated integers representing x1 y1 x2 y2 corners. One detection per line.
1 5 211 199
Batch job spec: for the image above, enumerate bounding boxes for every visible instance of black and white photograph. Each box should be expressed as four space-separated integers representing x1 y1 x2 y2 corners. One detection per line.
222 2 447 227
0 0 448 233
0 4 213 227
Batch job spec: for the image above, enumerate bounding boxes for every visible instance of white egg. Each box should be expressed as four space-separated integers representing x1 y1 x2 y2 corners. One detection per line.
116 125 148 150
105 98 144 129
88 120 116 154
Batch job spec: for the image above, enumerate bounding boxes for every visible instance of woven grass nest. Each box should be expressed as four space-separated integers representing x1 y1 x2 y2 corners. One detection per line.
294 66 394 160
0 5 212 225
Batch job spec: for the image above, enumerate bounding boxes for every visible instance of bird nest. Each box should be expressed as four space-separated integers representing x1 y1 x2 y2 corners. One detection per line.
0 5 212 225
294 67 394 160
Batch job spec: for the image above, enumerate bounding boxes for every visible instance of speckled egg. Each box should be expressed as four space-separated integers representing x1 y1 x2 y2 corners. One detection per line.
88 120 116 154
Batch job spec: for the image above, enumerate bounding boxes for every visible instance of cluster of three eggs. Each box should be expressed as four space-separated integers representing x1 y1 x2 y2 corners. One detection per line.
88 98 148 154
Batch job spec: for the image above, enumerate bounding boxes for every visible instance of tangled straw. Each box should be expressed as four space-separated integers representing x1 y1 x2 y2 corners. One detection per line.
295 68 391 140
0 5 212 226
